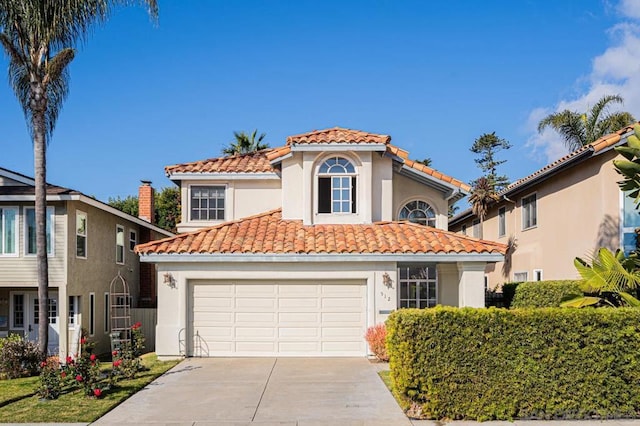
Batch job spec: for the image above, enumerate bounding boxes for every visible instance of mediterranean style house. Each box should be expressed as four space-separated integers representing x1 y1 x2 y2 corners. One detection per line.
449 124 638 289
136 127 506 358
0 168 173 357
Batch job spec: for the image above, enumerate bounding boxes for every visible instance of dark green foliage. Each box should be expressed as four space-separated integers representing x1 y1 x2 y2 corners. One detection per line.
501 282 520 307
386 307 640 421
0 335 43 379
470 132 511 192
510 280 582 308
108 187 181 233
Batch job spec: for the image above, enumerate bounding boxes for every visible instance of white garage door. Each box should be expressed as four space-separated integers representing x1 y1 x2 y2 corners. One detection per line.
189 280 367 357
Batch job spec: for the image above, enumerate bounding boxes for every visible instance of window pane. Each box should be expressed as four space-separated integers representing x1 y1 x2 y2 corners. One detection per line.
623 193 640 228
333 189 340 201
341 202 349 212
623 232 637 255
419 283 429 300
77 236 86 257
26 208 36 254
400 283 408 299
333 202 341 212
408 283 417 299
13 294 24 327
3 209 16 254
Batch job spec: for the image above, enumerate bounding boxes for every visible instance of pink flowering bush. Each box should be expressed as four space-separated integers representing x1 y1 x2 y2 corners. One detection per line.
365 323 389 362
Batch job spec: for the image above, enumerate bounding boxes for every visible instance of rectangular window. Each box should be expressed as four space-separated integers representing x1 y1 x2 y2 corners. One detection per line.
104 293 110 333
522 194 537 230
190 186 225 221
622 191 640 255
89 293 95 336
514 271 528 282
12 294 24 328
25 207 54 255
0 207 18 255
68 296 76 325
116 225 125 264
534 269 543 281
129 230 137 251
472 219 480 238
461 224 467 235
33 297 57 325
318 177 356 214
76 211 87 258
498 207 506 237
398 265 437 309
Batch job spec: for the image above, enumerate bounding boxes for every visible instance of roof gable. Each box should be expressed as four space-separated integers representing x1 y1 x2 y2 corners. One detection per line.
165 149 277 176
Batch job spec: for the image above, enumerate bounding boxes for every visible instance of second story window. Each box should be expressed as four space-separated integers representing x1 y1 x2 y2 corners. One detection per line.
76 211 87 258
318 157 357 214
522 194 537 230
399 200 436 227
116 225 125 264
25 207 54 255
190 186 225 221
498 207 506 237
472 219 480 238
0 207 17 255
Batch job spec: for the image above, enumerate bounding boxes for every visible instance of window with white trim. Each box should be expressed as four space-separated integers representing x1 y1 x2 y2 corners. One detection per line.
25 207 54 255
76 211 87 258
33 298 57 325
399 200 436 227
318 157 357 214
68 296 78 326
622 191 640 255
514 271 528 282
129 230 137 251
116 225 125 264
89 293 95 336
0 207 18 255
190 186 225 220
472 219 480 238
498 207 506 237
522 194 537 230
398 265 437 309
534 269 543 281
12 294 24 328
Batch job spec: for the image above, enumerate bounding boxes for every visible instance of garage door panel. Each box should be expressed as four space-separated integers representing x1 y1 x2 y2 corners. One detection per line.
235 312 275 323
190 281 366 356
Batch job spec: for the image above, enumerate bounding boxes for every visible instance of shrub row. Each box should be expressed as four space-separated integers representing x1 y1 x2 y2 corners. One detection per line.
510 280 582 308
386 307 640 421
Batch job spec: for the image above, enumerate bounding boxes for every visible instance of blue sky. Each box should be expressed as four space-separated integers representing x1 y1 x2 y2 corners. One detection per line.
1 0 639 203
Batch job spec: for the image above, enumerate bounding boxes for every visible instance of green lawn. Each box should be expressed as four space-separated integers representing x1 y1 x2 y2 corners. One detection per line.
378 369 392 389
0 353 179 423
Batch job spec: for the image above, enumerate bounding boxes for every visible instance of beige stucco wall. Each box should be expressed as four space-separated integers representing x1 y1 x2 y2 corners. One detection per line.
281 155 304 220
0 202 66 287
392 173 449 230
152 259 488 358
372 153 393 221
177 179 282 232
451 150 622 289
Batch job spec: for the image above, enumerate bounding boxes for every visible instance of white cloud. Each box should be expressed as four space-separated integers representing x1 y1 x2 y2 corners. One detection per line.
526 2 640 162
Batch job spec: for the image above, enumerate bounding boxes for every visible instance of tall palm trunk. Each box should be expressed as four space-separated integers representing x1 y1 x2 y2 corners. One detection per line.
31 80 49 356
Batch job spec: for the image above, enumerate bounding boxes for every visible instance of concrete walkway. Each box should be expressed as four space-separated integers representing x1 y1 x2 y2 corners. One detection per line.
92 357 411 425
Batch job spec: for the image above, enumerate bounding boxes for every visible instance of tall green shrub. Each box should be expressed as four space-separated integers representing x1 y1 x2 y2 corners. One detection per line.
511 280 582 308
386 307 640 421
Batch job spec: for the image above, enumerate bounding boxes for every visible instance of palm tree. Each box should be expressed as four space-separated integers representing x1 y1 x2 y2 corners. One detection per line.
223 129 269 155
469 176 498 239
538 94 635 152
0 0 157 356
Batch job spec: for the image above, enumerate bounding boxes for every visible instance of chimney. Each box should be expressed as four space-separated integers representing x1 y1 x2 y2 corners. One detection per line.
138 180 155 224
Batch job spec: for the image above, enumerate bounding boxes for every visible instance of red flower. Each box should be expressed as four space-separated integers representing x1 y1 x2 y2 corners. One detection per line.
76 375 83 382
66 356 73 364
90 354 97 361
113 360 122 368
93 388 102 397
60 371 66 378
40 361 47 368
112 350 118 356
131 322 142 330
80 337 87 344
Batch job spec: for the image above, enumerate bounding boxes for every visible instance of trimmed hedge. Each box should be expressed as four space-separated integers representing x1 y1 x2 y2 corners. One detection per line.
510 280 582 308
386 307 640 420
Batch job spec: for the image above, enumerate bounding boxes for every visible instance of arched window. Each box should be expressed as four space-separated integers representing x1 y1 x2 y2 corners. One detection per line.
399 200 436 227
318 157 357 214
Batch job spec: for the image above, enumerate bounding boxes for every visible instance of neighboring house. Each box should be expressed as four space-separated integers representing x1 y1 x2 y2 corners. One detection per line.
136 127 506 358
0 168 173 358
449 124 638 289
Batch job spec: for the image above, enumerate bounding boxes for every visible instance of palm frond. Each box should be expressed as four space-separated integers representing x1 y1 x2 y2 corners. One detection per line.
537 110 586 151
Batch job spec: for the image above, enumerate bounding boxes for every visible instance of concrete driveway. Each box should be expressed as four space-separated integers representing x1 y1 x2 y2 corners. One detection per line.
93 357 411 426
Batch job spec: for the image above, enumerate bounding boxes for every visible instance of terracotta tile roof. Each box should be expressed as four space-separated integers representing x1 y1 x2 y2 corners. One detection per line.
136 209 506 256
504 123 635 194
402 157 472 192
165 149 277 175
286 127 391 145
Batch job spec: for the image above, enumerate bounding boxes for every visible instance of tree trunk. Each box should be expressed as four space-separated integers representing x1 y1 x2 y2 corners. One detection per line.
31 81 49 358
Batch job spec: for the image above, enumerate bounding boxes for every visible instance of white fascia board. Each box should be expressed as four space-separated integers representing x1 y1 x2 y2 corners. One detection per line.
291 144 387 152
0 169 35 185
168 172 280 181
269 152 293 165
399 165 468 196
140 252 504 263
0 193 173 237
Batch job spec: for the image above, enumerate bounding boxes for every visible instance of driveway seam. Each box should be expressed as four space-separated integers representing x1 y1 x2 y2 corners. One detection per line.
251 357 278 422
